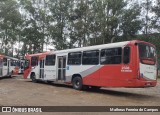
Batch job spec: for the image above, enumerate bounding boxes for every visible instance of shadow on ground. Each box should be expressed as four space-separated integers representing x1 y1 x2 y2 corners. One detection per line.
0 76 11 80
26 80 156 101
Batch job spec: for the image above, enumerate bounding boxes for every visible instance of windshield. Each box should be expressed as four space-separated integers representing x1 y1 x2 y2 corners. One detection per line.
24 60 30 70
138 43 156 65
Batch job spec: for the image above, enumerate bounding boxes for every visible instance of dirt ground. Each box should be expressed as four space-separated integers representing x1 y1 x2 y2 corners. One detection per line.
0 75 160 107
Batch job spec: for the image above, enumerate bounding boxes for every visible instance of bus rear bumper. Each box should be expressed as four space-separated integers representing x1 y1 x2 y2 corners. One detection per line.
132 80 157 88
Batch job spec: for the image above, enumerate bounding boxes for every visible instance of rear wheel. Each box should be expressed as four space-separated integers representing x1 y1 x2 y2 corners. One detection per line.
72 77 83 90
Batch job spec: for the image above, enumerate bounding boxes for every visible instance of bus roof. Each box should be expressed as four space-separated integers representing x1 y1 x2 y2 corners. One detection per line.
0 54 18 60
5 56 19 60
52 41 130 54
49 40 156 55
25 52 50 57
25 52 51 60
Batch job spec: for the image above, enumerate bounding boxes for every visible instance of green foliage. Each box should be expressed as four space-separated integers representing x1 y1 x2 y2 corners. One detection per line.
120 3 142 40
0 0 159 58
0 0 21 56
152 0 160 32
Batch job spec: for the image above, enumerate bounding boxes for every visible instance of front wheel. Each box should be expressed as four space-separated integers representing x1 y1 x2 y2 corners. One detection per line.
31 74 37 83
72 77 83 90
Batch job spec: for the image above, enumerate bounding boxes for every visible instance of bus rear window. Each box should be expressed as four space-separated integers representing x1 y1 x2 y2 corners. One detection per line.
138 44 156 65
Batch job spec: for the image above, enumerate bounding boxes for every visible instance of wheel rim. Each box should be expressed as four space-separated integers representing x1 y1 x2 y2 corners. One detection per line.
75 80 80 87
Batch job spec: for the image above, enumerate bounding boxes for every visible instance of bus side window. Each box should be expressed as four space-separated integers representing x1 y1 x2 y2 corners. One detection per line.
123 47 130 64
100 48 122 64
10 60 16 66
82 50 99 65
3 58 7 66
45 55 56 66
68 52 81 65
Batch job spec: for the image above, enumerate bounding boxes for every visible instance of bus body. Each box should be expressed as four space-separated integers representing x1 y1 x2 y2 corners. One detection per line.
23 52 51 79
0 55 19 77
23 40 158 89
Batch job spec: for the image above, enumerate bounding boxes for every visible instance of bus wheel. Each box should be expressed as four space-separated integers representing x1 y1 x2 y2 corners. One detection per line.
31 74 37 83
72 77 83 90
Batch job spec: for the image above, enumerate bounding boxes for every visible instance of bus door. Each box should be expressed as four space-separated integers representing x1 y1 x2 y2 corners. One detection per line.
57 56 66 81
39 59 45 79
0 59 3 76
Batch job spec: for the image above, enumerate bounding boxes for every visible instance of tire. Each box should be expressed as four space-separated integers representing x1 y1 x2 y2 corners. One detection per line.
72 77 83 90
31 73 37 83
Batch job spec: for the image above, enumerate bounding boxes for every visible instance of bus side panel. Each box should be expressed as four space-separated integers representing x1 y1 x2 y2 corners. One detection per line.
99 65 128 87
66 65 101 85
98 45 136 87
82 45 138 87
65 65 95 80
82 65 101 86
44 65 56 80
98 68 135 87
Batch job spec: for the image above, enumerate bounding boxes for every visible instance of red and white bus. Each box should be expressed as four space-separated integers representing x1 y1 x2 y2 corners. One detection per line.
0 54 19 77
23 40 158 90
23 52 51 79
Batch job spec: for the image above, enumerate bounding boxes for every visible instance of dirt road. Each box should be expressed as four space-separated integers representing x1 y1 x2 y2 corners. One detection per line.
0 76 160 106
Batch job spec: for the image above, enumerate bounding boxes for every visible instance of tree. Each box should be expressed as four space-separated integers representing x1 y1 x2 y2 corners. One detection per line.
0 0 21 56
49 0 73 50
19 0 50 54
152 0 160 32
141 0 153 35
120 2 142 41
